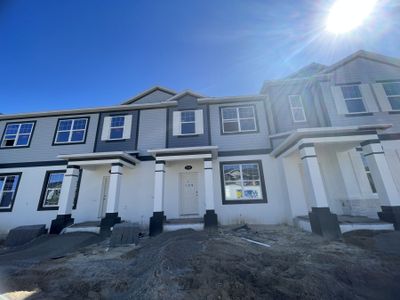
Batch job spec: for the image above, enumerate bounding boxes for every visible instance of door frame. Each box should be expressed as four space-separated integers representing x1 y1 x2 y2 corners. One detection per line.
179 172 200 216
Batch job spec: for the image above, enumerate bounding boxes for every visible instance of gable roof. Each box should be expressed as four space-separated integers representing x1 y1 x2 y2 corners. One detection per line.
120 86 177 105
164 90 206 101
320 50 400 74
285 63 327 79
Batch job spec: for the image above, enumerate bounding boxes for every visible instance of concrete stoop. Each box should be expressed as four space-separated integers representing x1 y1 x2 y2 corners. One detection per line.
63 221 101 234
164 218 204 232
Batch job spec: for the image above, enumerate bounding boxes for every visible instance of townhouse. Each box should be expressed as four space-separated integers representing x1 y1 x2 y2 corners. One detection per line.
0 50 399 239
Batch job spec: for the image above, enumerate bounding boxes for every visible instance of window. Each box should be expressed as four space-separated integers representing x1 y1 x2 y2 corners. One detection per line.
1 122 34 148
0 173 21 211
180 111 196 135
109 116 125 140
360 153 377 194
54 118 88 144
341 85 366 113
221 106 257 134
289 95 307 122
38 170 81 210
382 82 400 110
221 161 266 204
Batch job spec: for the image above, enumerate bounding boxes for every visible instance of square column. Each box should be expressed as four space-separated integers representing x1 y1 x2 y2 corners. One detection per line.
100 163 123 233
300 144 341 239
49 166 80 234
149 161 165 236
361 140 400 229
203 159 218 228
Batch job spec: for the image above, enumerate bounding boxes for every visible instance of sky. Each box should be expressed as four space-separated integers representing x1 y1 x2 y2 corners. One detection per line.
0 0 399 114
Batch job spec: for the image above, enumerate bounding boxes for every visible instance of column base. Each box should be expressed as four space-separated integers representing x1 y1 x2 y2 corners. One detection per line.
100 212 121 234
204 210 218 228
308 207 341 240
49 214 74 235
149 211 164 236
378 206 400 230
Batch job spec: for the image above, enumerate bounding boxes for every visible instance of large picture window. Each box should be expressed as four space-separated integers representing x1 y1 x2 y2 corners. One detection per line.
38 170 81 210
221 106 257 134
0 173 21 211
220 161 266 204
382 82 400 110
54 118 88 144
341 85 366 113
1 122 34 148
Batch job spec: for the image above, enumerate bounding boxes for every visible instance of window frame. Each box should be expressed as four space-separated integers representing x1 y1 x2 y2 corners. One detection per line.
340 85 367 114
382 81 400 111
1 121 36 149
288 95 307 123
108 115 126 141
220 105 258 135
0 172 22 212
179 110 197 136
220 160 267 205
53 117 89 145
38 169 82 211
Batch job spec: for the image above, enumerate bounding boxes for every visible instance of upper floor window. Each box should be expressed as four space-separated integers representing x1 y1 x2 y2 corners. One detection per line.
289 95 307 122
1 122 34 148
341 85 366 113
101 115 132 141
0 173 21 211
172 109 204 136
382 82 400 110
221 106 257 134
54 118 88 144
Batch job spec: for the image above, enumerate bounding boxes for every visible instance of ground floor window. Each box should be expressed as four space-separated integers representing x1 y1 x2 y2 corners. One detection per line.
0 173 22 211
220 160 267 204
38 169 82 210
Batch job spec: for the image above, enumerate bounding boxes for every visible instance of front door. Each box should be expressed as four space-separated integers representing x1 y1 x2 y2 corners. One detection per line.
98 175 110 218
180 172 199 216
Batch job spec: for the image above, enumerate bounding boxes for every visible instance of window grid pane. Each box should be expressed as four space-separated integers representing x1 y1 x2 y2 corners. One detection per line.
383 82 400 96
2 123 34 147
0 175 20 209
43 173 64 207
345 98 366 113
55 119 87 143
222 107 256 133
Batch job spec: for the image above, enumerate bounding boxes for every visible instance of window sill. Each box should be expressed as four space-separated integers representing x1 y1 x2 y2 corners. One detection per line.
344 112 373 117
221 130 259 135
104 139 128 142
0 145 31 149
176 134 200 137
388 110 400 114
222 199 267 205
37 206 59 211
52 141 86 146
0 208 13 212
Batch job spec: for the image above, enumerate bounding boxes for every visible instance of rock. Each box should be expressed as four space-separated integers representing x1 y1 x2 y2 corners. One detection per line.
5 224 47 247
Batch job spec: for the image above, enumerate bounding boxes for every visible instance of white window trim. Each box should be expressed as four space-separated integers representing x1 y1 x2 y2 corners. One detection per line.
221 106 257 134
109 116 125 140
0 174 20 209
42 172 65 208
1 122 34 148
382 81 400 111
54 118 88 144
288 95 307 123
341 85 367 114
223 163 263 201
180 110 196 136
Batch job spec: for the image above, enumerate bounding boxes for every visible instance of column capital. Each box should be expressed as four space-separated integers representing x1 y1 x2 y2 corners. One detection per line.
300 146 317 160
360 139 381 147
298 143 315 151
204 159 213 169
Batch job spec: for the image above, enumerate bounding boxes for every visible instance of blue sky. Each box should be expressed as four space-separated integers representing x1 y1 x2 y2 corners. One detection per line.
0 0 399 114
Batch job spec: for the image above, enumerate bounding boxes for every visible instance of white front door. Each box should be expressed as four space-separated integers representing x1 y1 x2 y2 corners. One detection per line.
99 175 110 218
180 172 199 216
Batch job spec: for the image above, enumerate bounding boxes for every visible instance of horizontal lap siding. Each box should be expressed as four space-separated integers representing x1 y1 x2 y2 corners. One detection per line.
0 114 99 164
137 108 167 155
209 101 271 151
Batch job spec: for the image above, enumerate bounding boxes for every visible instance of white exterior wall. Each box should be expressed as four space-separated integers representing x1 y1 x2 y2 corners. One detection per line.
382 140 400 194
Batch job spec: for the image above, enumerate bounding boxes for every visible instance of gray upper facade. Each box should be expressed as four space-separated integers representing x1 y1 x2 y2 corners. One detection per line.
0 50 399 165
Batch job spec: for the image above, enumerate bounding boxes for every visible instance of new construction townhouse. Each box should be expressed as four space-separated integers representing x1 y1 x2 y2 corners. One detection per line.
0 50 399 238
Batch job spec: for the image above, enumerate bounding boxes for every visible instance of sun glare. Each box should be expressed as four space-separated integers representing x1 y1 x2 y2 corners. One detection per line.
326 0 378 34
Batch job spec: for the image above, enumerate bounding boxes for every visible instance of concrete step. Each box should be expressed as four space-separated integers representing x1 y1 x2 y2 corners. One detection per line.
164 217 204 232
63 221 101 234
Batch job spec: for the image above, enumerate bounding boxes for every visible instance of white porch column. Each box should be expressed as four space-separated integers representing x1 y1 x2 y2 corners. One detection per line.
105 164 123 213
204 160 215 211
299 144 341 239
300 145 329 208
361 141 400 207
150 161 165 235
58 166 80 215
203 159 218 227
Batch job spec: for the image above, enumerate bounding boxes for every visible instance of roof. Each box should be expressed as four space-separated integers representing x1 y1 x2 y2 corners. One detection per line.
120 86 177 105
164 90 206 102
285 63 327 79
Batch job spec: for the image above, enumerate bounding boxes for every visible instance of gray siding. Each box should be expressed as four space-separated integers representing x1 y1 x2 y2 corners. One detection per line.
130 90 174 105
0 114 99 163
209 101 271 151
95 110 139 152
137 108 167 155
167 95 210 148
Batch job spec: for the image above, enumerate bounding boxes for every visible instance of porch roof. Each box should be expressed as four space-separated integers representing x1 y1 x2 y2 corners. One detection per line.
57 151 140 168
270 124 391 158
148 146 218 161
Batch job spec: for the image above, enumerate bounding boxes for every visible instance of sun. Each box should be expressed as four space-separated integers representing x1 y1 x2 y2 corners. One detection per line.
326 0 378 34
